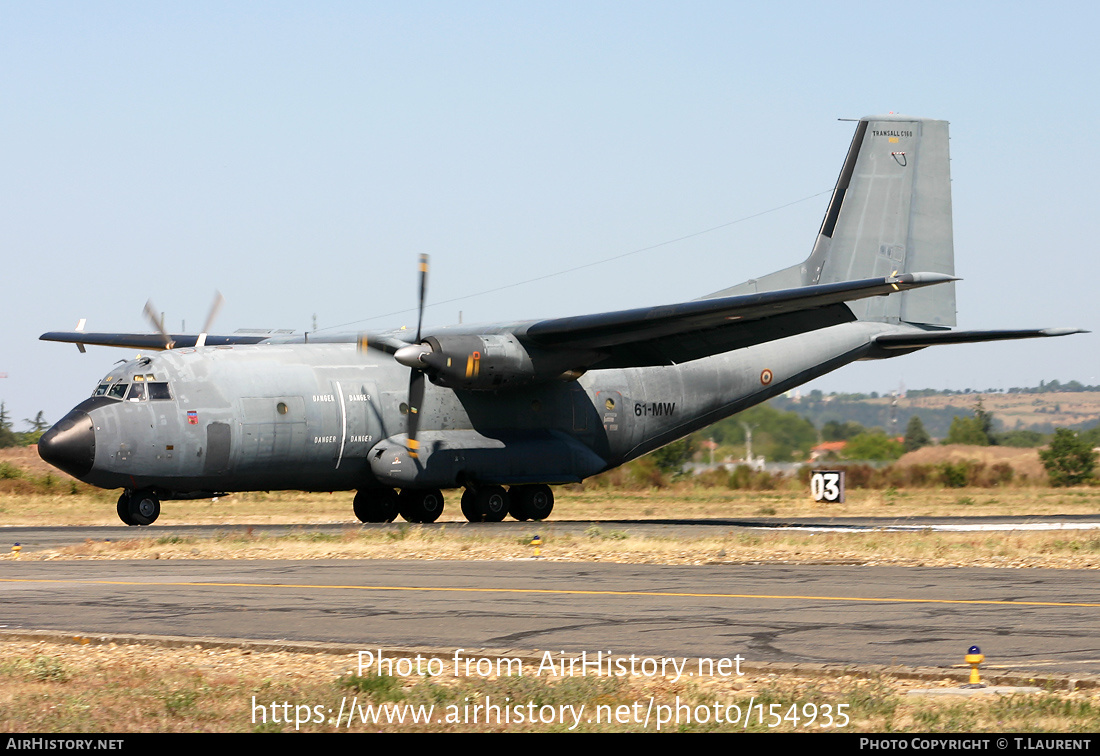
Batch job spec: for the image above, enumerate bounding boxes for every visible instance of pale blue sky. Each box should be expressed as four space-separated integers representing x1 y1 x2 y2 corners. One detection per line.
3 2 1097 425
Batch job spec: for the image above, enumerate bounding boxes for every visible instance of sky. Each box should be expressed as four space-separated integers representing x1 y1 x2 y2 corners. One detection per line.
2 1 1098 427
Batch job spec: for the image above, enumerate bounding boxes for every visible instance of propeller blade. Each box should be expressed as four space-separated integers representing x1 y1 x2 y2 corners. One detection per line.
406 369 425 458
415 253 429 342
142 300 174 350
201 291 225 335
195 290 225 348
358 333 414 355
407 254 431 457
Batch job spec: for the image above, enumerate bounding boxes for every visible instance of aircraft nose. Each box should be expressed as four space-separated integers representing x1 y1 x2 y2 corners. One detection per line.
38 409 96 478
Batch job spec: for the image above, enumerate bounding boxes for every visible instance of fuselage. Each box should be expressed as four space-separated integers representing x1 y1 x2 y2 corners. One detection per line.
39 320 895 498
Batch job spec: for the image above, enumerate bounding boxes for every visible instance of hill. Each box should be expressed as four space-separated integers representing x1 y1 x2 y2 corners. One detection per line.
771 390 1100 438
894 444 1047 480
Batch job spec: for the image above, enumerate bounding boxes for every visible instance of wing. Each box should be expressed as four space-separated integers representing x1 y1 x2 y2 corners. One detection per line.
519 272 956 368
39 332 275 351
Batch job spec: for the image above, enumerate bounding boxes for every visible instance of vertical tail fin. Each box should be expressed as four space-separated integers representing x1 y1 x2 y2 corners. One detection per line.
713 115 956 327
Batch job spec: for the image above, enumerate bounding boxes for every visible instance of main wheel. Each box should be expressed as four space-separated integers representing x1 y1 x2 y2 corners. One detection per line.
399 489 445 523
460 489 480 522
510 484 554 521
463 485 509 523
127 490 160 526
116 491 137 526
353 488 399 523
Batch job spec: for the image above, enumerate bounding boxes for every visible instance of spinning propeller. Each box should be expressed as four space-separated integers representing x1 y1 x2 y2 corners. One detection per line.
359 254 431 459
405 254 429 458
142 291 225 350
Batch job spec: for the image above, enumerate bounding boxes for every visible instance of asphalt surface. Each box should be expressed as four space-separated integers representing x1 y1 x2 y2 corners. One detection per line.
2 557 1099 676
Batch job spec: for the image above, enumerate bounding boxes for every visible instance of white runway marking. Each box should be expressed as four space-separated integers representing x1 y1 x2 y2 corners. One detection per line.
754 522 1100 533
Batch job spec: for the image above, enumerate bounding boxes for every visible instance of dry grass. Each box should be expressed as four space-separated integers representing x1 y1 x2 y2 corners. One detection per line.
6 522 1100 570
1 639 1097 732
2 485 1100 528
3 462 1100 568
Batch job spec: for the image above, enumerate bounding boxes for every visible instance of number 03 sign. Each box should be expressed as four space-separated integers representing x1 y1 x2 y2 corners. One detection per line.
810 470 845 503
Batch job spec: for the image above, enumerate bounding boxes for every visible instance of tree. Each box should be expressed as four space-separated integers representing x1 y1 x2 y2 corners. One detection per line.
842 430 905 461
1039 429 1098 487
822 420 866 442
23 411 48 433
903 416 932 452
0 402 17 449
649 438 696 475
944 399 996 446
997 429 1046 448
18 411 49 446
697 404 817 462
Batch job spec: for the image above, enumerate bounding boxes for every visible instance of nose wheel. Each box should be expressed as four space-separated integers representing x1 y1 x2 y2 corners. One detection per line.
116 490 161 526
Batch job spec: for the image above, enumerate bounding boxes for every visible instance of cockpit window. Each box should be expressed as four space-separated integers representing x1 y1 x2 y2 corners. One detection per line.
148 382 172 401
93 384 110 397
126 383 146 402
107 383 128 399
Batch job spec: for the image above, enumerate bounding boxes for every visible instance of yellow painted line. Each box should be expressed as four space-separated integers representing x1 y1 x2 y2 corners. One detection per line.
1 577 1099 608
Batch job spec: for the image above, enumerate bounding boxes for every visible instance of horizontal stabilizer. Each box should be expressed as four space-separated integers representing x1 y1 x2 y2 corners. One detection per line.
874 328 1088 350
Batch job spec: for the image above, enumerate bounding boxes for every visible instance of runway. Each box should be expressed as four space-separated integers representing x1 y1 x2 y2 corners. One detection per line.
2 558 1099 676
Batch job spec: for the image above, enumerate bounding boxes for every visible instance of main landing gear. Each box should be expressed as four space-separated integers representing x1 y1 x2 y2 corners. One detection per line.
352 488 400 523
351 484 555 524
352 487 444 523
116 489 161 526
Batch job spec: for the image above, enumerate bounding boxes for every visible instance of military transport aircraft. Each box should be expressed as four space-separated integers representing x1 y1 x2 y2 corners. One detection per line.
38 115 1084 526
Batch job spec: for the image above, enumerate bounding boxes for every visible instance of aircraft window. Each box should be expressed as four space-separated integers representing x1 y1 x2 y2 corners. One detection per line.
148 382 172 401
276 402 288 415
107 383 128 399
146 374 156 381
133 374 145 382
127 383 147 401
93 384 110 397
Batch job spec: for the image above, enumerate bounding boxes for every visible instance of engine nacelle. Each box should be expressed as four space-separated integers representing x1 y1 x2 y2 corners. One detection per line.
419 334 587 391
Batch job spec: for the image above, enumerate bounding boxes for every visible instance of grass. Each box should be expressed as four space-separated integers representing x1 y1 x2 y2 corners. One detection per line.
3 484 1100 529
8 523 1100 570
0 640 1097 732
2 475 1100 569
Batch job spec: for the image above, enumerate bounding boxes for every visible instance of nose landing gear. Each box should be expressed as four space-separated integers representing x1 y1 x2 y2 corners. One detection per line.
116 490 161 526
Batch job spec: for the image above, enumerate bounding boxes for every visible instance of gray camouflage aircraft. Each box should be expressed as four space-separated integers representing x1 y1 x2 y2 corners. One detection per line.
38 115 1083 526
